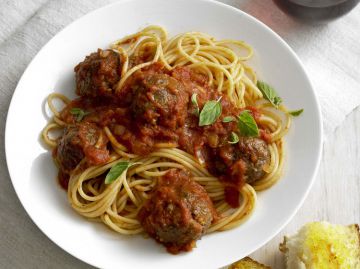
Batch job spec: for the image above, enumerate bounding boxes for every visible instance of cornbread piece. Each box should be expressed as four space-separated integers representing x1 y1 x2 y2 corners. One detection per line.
228 257 271 269
280 222 360 269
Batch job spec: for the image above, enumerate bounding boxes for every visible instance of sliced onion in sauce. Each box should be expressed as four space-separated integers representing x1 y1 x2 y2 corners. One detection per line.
195 148 206 166
154 142 178 148
113 124 126 135
100 49 111 58
207 133 219 148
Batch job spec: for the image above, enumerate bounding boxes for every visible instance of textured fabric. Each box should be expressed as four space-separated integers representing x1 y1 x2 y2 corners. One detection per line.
0 0 359 268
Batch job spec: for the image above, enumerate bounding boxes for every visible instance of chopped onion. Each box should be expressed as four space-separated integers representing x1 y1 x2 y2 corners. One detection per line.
195 148 206 166
207 133 219 148
113 124 125 135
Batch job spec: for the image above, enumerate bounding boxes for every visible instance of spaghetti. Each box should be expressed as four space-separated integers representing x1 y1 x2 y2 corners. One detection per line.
42 26 291 251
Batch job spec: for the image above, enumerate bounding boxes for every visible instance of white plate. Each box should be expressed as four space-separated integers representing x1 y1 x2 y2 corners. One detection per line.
5 0 323 268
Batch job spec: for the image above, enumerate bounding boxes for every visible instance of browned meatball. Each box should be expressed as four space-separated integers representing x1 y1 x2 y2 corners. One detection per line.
74 49 122 97
129 71 189 129
211 137 270 184
138 169 217 254
237 137 270 184
56 122 109 174
207 137 270 208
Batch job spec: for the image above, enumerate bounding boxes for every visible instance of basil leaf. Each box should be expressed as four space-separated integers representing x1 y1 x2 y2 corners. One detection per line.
105 161 130 184
70 107 89 122
199 97 222 126
228 132 239 144
222 116 235 123
237 110 259 137
70 107 82 115
289 108 304 117
191 93 200 116
105 161 142 184
257 81 282 108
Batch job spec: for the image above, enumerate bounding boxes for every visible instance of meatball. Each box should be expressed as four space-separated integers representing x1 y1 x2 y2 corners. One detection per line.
129 71 189 129
208 137 270 208
74 49 122 97
211 137 270 184
56 122 109 174
237 137 270 184
138 169 217 254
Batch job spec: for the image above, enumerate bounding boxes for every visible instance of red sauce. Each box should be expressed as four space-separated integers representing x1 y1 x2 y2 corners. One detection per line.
56 62 270 206
260 129 272 144
58 170 69 190
224 187 241 208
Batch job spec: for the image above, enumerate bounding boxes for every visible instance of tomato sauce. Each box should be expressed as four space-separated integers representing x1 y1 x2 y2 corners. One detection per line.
57 62 270 207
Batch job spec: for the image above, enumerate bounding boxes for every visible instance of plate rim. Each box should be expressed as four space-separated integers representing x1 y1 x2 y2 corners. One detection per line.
5 0 323 267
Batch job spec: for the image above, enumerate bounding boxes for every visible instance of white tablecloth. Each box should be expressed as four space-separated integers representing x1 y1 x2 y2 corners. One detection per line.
0 0 359 268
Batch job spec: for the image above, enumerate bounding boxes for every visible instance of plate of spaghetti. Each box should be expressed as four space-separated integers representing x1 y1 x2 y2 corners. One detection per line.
5 0 322 268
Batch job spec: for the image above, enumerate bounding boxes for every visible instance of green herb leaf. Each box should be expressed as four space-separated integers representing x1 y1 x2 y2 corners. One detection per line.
257 81 282 108
222 116 235 123
191 93 200 116
70 107 89 122
104 161 141 184
228 132 239 144
105 161 130 184
70 107 82 115
237 110 259 137
289 108 304 117
199 97 222 126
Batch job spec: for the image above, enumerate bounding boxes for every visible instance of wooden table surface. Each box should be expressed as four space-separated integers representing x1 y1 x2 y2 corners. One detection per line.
0 1 359 269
